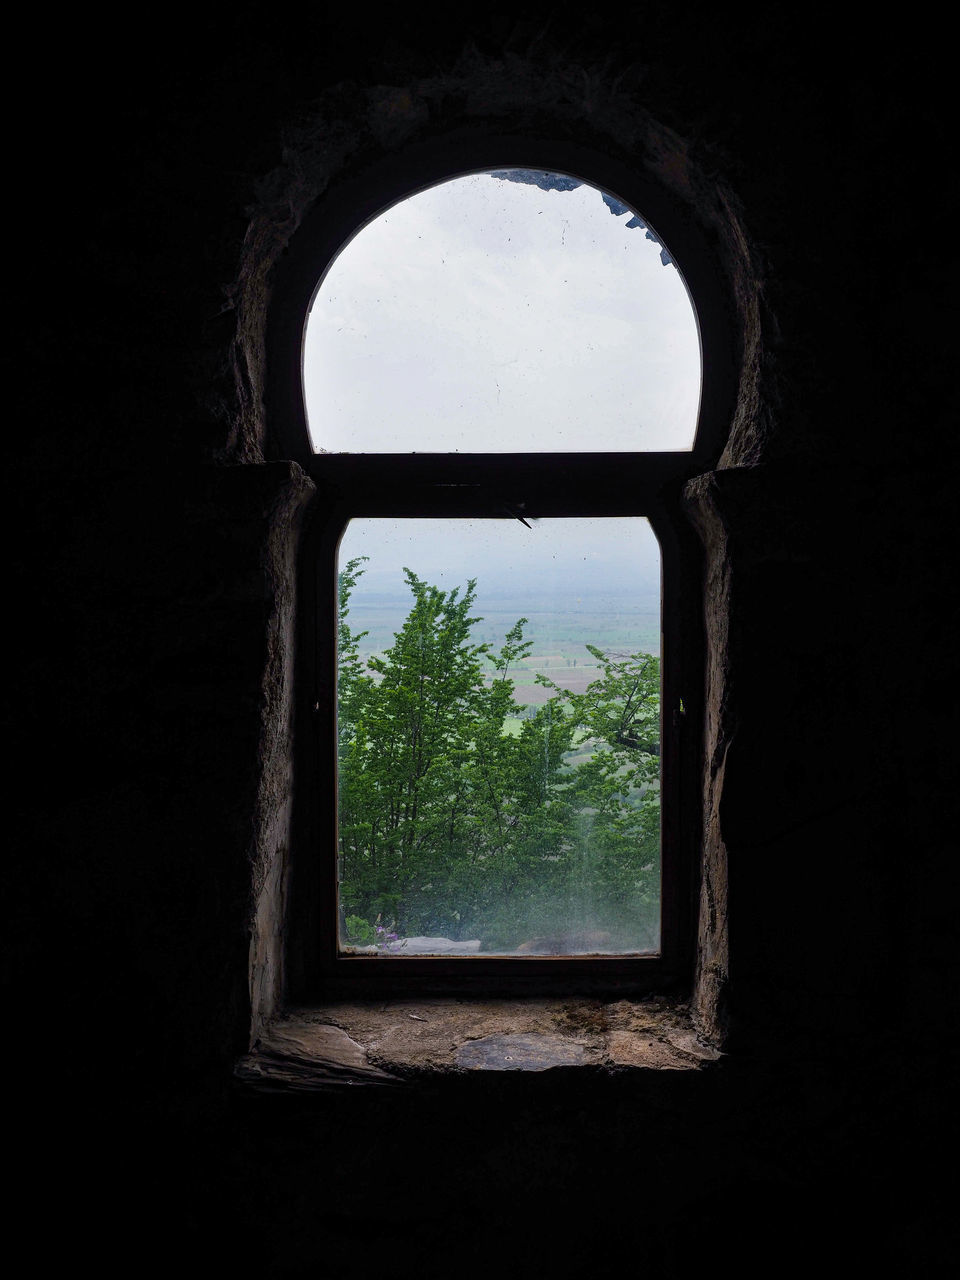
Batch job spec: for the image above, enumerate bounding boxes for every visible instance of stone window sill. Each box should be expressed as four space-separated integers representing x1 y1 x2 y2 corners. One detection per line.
235 997 721 1091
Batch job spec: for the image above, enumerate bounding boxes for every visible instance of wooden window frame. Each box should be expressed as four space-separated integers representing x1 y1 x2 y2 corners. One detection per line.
269 135 735 1001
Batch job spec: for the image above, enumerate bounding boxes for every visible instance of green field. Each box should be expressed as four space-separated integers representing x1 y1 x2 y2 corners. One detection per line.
351 596 661 706
346 589 661 776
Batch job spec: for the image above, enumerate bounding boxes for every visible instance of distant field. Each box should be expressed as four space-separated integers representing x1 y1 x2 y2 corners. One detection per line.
349 593 661 701
346 589 661 770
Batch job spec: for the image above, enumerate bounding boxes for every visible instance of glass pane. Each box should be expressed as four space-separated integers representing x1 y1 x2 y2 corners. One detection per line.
336 518 661 956
305 170 700 453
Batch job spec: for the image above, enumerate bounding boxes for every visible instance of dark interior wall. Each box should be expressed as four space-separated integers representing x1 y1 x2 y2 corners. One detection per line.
13 5 954 1273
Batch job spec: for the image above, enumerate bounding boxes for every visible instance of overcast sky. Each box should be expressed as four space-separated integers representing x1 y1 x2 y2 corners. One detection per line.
303 170 700 454
339 516 661 601
307 170 697 610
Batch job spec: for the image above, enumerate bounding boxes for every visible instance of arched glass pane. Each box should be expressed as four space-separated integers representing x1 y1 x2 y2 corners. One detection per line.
304 170 701 453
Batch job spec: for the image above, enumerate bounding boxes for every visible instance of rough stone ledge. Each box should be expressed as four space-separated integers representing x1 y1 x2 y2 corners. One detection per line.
235 997 722 1090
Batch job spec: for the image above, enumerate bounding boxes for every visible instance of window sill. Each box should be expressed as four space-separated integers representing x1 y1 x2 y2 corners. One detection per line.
236 997 721 1091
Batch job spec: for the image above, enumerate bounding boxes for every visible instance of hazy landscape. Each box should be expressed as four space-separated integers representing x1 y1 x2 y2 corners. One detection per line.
337 556 663 954
335 525 663 955
347 582 661 706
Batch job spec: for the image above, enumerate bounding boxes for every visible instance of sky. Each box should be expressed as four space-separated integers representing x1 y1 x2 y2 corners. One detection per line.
303 170 701 454
306 169 697 619
338 516 661 602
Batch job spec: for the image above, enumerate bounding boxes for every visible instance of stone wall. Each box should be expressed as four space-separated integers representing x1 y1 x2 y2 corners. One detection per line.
13 6 953 1272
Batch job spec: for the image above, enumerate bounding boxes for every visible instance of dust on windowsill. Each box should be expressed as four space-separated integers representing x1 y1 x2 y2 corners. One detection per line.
236 996 721 1089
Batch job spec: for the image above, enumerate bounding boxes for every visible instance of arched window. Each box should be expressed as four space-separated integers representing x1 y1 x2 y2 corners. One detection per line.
270 142 734 999
302 168 700 453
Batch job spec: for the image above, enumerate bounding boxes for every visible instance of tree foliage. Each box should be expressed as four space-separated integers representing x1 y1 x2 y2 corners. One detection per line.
337 559 660 952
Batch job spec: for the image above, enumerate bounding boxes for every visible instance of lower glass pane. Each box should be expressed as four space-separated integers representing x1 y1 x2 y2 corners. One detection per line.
336 517 661 956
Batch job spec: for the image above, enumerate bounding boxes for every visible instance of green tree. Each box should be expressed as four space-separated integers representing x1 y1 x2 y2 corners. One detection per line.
337 556 372 760
538 647 661 947
337 562 660 951
339 570 499 934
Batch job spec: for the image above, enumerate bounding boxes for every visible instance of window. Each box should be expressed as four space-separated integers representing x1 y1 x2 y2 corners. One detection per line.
302 168 699 453
336 515 663 959
270 141 731 998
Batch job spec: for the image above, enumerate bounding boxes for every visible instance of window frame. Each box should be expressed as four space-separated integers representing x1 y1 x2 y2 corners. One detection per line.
270 135 735 1001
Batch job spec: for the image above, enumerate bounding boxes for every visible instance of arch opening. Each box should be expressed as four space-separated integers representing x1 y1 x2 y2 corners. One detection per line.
303 168 702 454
